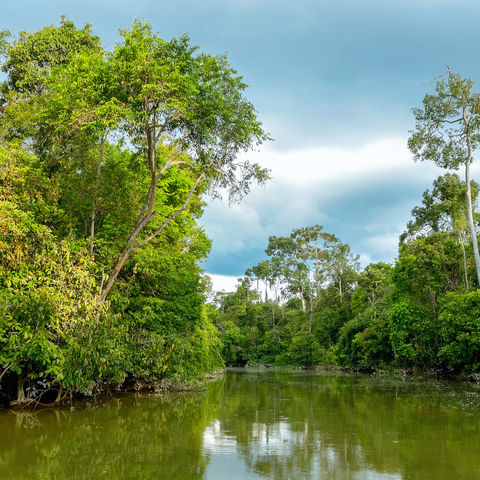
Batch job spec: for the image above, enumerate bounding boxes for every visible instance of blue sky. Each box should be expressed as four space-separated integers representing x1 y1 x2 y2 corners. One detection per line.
4 1 480 290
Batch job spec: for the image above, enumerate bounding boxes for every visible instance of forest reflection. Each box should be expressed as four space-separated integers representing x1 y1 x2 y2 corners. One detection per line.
204 369 480 480
1 370 480 479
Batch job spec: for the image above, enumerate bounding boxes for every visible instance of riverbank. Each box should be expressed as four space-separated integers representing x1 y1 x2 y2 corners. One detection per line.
238 363 480 384
0 368 225 410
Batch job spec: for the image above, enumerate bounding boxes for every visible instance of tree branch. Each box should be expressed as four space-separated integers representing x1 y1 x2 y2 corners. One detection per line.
138 172 205 247
443 117 463 124
155 139 189 181
0 363 12 382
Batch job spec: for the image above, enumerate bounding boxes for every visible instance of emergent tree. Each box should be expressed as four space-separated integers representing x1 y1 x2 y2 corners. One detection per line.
409 71 480 287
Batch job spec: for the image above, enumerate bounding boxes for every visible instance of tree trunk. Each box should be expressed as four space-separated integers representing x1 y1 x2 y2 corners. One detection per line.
99 130 157 303
300 285 306 312
459 232 469 290
464 123 480 287
16 376 26 404
308 299 313 333
98 133 204 303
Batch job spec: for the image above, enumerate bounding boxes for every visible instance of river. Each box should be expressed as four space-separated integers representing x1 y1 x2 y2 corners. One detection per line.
2 368 480 479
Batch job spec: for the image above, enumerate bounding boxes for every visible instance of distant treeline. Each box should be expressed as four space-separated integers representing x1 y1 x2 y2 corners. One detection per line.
210 179 480 373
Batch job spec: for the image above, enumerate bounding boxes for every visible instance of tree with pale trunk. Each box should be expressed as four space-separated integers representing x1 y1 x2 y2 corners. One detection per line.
400 173 479 290
409 70 480 287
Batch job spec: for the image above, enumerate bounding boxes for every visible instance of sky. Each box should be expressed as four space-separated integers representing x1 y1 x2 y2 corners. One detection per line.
4 0 480 292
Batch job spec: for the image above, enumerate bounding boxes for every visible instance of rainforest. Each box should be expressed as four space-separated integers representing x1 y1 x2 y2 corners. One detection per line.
2 18 480 411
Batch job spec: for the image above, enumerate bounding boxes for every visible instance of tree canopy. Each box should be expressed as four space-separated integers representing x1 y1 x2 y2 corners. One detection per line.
0 19 268 406
408 70 480 285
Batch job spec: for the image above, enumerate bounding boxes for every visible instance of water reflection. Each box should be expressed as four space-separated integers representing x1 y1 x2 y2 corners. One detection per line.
205 369 480 480
0 390 219 480
1 370 480 479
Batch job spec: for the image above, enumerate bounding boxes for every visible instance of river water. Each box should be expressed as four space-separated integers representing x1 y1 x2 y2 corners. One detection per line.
2 368 480 479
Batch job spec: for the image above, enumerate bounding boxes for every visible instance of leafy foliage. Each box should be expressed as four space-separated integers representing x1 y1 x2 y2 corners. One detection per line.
0 19 268 404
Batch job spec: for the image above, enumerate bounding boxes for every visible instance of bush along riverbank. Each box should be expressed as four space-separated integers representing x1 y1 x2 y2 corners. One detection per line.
1 303 225 409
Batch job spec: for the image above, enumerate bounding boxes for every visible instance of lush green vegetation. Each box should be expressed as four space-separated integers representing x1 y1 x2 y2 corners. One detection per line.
211 193 480 374
210 74 480 375
2 19 480 407
0 19 268 405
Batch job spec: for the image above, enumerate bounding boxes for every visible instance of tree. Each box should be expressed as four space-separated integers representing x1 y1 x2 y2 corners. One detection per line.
335 263 393 367
394 233 463 311
401 173 478 289
245 260 271 300
97 21 269 301
265 232 310 313
265 226 359 334
319 237 360 303
2 20 270 303
408 70 480 286
2 18 100 97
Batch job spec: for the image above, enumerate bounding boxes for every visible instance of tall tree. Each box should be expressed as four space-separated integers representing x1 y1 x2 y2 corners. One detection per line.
1 19 270 303
96 21 269 301
265 225 358 333
408 70 480 286
401 173 478 289
245 260 271 300
266 233 309 312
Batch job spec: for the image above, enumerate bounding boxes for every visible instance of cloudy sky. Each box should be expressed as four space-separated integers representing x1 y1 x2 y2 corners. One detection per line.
4 1 480 291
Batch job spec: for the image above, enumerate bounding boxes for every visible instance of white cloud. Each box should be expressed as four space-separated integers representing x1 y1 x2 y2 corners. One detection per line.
202 136 480 275
205 273 241 293
360 232 402 260
239 137 424 186
358 252 374 267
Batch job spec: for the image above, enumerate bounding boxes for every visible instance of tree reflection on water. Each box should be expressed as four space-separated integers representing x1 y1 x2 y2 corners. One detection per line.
1 370 480 479
205 369 480 480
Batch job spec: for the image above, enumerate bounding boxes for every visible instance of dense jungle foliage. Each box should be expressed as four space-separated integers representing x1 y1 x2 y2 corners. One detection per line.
0 19 268 405
2 20 480 407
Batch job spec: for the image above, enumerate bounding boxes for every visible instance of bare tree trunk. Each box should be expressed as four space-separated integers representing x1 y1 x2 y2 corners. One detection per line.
308 299 313 333
464 118 480 287
16 376 26 404
300 285 306 312
459 232 469 290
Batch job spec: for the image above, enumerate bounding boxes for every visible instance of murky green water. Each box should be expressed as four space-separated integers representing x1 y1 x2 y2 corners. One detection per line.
2 369 480 479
